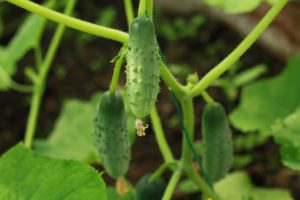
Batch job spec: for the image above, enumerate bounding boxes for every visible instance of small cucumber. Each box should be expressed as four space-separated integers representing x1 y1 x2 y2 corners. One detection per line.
126 16 160 119
202 102 233 182
135 174 166 200
95 91 131 178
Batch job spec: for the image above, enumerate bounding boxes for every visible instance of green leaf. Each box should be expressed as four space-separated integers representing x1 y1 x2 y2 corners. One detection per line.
233 64 267 87
230 56 300 136
35 92 136 164
273 108 300 171
266 0 277 4
4 15 46 65
0 0 54 90
203 0 275 14
234 133 268 151
203 0 224 8
215 172 292 200
178 179 199 194
0 47 4 58
0 143 107 200
34 93 102 164
179 171 292 199
224 0 261 14
232 154 254 168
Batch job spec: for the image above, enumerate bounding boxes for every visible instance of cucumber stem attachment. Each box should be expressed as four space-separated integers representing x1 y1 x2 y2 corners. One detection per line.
109 57 123 95
138 0 147 17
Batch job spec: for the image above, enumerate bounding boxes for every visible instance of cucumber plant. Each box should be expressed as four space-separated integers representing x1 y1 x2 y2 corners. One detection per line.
0 0 291 200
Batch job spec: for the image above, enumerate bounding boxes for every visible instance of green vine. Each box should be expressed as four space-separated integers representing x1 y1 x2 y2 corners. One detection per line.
7 0 128 43
24 0 77 148
109 57 124 95
124 0 134 26
162 170 182 200
150 107 175 163
146 0 153 18
0 66 33 93
170 91 213 189
189 0 288 97
149 161 178 182
138 0 147 17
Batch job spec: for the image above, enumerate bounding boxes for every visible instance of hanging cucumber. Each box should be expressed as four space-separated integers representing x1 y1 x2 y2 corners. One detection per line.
135 174 166 200
126 16 160 121
202 102 233 182
94 91 131 178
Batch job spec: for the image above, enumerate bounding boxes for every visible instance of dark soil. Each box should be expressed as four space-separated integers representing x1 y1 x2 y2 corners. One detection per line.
0 0 299 199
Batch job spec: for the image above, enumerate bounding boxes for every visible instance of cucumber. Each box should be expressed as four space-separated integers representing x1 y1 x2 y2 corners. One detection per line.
135 174 166 200
94 91 131 178
126 16 160 119
202 102 233 182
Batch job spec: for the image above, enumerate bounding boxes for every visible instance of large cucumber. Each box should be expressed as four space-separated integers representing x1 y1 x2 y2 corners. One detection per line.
94 91 131 178
126 16 160 119
202 102 233 182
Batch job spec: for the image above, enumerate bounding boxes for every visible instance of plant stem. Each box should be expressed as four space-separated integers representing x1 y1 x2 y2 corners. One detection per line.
162 170 182 200
150 107 175 163
180 97 194 167
146 0 153 18
177 96 219 198
185 168 220 200
7 0 128 43
138 0 147 17
24 0 76 148
109 58 123 95
201 91 214 104
170 91 213 189
189 0 288 97
34 45 43 69
149 161 178 182
160 61 187 99
0 65 33 93
24 67 38 83
124 0 134 26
